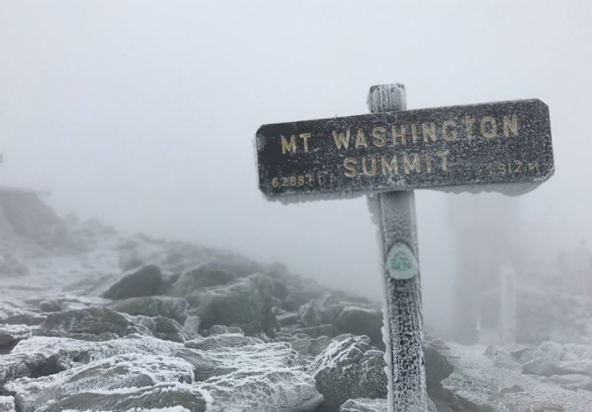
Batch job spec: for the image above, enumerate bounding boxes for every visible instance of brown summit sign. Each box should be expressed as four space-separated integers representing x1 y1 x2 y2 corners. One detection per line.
256 99 553 197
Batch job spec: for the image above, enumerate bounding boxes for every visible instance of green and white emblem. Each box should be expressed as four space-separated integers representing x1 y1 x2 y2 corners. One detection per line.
386 243 419 280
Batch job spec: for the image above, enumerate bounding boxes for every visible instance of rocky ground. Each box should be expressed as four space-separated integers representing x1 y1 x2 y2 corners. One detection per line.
1 195 592 411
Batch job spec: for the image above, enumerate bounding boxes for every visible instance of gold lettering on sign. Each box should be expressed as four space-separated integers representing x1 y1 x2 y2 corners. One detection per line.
332 129 351 149
503 115 518 137
281 135 297 154
392 125 407 145
355 129 368 149
411 124 420 143
381 155 398 176
462 117 476 139
362 157 377 176
372 127 387 148
299 133 312 153
425 154 433 172
481 117 497 138
343 158 357 177
437 150 449 171
515 160 523 173
528 162 540 172
422 123 437 143
442 120 457 142
403 154 421 174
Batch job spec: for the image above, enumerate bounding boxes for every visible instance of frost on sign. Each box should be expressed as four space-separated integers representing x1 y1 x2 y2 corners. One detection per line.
256 99 554 198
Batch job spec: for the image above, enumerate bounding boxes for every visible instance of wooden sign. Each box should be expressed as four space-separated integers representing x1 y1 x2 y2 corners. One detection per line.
256 99 553 198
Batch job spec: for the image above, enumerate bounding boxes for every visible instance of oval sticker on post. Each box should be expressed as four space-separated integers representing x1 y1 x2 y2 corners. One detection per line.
386 243 419 280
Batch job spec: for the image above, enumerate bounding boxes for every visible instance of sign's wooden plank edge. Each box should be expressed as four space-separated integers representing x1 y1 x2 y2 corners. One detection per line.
261 180 549 205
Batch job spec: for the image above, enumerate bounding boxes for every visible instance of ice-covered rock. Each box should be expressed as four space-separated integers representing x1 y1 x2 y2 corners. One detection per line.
106 296 189 323
340 398 386 412
292 324 339 339
425 345 454 393
201 369 322 412
5 354 195 411
3 331 321 412
102 264 165 300
201 324 243 336
0 335 182 385
333 306 383 348
0 301 38 321
185 333 263 351
298 300 323 327
0 191 68 250
484 345 522 370
518 341 592 378
134 315 195 343
308 334 387 411
289 336 332 357
183 315 200 334
0 397 15 412
35 307 151 340
183 273 278 336
0 351 65 386
339 398 438 412
0 324 33 353
170 265 237 293
35 383 209 412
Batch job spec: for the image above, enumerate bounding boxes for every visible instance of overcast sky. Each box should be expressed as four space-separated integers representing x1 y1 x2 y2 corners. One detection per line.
1 1 591 327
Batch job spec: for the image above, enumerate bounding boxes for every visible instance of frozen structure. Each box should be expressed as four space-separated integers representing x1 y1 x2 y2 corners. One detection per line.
449 192 519 345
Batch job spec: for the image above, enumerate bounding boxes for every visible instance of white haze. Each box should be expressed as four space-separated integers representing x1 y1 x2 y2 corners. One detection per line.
1 1 591 331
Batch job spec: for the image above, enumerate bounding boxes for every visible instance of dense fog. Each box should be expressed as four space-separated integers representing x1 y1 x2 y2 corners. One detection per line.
2 0 591 339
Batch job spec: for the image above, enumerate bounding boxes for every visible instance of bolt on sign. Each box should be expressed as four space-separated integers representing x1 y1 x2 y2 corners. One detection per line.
257 99 553 199
254 84 554 411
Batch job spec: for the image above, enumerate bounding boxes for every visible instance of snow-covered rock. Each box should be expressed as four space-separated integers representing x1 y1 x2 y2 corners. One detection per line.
308 334 387 411
0 324 33 353
5 354 195 411
339 398 438 412
424 344 454 392
35 307 152 340
340 398 386 412
170 264 237 293
298 300 323 327
36 383 210 412
0 191 68 251
182 273 279 336
106 296 189 323
201 369 322 412
3 331 322 412
442 343 592 412
0 397 15 412
333 306 383 348
102 264 165 300
134 315 196 343
289 335 332 357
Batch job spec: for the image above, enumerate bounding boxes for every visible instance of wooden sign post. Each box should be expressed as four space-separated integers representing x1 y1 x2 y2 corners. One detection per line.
255 84 554 411
367 85 426 410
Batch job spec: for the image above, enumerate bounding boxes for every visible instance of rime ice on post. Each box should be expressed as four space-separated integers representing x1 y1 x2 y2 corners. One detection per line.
367 84 427 411
254 83 554 411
